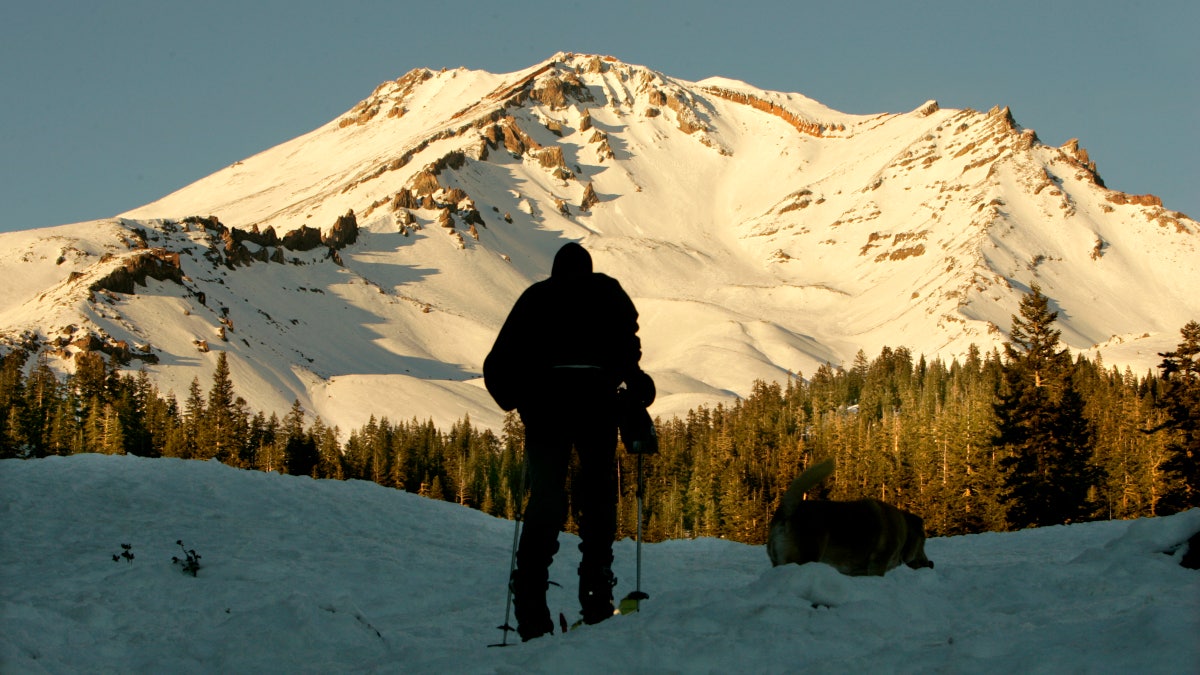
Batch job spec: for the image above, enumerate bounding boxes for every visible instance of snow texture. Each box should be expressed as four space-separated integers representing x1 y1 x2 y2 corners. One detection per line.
2 454 1198 673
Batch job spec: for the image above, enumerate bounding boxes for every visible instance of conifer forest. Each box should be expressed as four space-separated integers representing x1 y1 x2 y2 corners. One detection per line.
2 288 1197 544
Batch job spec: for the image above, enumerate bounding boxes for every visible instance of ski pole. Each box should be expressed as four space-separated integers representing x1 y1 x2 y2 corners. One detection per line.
490 457 528 647
620 452 649 613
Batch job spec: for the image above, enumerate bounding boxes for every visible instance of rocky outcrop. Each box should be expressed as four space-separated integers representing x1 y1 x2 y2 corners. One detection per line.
479 62 556 107
173 210 369 269
530 69 593 110
1107 192 1163 207
581 182 599 211
1058 138 1105 185
232 224 280 248
666 93 707 134
533 147 573 180
88 249 184 295
409 169 442 197
778 189 820 214
984 105 1017 134
532 76 569 109
392 190 422 210
460 202 485 228
323 210 359 249
338 68 433 128
60 332 157 365
703 86 835 137
281 225 323 251
218 224 282 265
395 209 418 236
589 130 614 161
496 116 542 156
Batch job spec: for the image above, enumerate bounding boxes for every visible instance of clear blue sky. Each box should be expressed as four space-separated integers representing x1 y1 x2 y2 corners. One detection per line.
2 0 1196 233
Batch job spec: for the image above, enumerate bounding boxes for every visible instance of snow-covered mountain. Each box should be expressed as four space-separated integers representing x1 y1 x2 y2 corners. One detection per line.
1 52 1196 432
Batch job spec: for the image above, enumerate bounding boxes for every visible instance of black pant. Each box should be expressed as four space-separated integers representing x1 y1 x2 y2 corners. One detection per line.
513 369 618 633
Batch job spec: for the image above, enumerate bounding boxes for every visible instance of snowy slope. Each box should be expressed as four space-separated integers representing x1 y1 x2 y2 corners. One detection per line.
0 53 1197 431
1 454 1197 673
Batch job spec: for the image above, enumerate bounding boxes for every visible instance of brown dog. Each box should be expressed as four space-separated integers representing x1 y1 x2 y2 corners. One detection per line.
767 459 933 576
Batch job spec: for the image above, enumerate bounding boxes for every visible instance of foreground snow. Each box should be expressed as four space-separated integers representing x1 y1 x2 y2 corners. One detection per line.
2 455 1197 673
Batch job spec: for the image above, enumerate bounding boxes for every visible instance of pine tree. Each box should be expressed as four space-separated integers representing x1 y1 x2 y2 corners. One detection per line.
199 352 243 464
0 351 28 458
311 417 344 480
77 393 126 455
254 412 284 472
498 411 525 517
11 306 1195 542
99 402 126 455
950 349 1005 533
1153 321 1200 511
178 377 205 459
995 284 1099 528
281 400 316 476
46 396 80 457
23 353 61 457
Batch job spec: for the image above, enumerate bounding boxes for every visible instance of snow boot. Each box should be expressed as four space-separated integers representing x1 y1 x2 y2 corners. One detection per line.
578 564 617 625
510 569 554 641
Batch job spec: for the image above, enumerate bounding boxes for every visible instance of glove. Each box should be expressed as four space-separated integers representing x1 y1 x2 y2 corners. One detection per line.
617 388 658 455
624 369 656 407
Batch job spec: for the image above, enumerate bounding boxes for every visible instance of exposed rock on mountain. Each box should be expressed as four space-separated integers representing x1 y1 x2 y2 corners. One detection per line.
88 249 183 295
0 52 1195 433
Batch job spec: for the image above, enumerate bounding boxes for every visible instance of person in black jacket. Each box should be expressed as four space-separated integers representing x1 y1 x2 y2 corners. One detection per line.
484 242 654 640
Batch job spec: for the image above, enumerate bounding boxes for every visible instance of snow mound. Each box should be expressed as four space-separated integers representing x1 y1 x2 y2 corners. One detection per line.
2 455 1197 673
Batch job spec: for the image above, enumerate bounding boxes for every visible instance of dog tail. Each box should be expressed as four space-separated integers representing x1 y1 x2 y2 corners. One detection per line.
779 458 835 518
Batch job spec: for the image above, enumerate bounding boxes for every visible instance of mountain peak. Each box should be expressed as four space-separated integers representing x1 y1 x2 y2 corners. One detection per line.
1 55 1196 432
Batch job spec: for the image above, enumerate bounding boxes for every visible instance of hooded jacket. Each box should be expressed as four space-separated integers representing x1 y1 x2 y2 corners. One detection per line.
484 243 650 412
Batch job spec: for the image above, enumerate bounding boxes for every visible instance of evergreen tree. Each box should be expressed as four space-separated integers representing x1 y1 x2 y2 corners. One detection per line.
199 352 243 464
995 284 1099 528
23 353 61 457
254 412 284 472
1153 321 1200 511
46 395 80 457
281 400 317 476
311 417 344 480
948 349 1005 533
119 369 160 457
9 315 1194 543
0 351 28 457
78 394 126 454
394 418 411 483
499 411 526 517
367 416 393 486
178 378 205 459
73 352 112 403
285 432 318 477
99 402 126 455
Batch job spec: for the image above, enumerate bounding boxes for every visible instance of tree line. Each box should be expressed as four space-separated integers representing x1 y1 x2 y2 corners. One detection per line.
1 288 1196 543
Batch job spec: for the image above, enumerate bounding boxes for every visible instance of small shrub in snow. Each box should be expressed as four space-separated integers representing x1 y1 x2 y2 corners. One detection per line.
172 540 202 577
112 543 134 564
